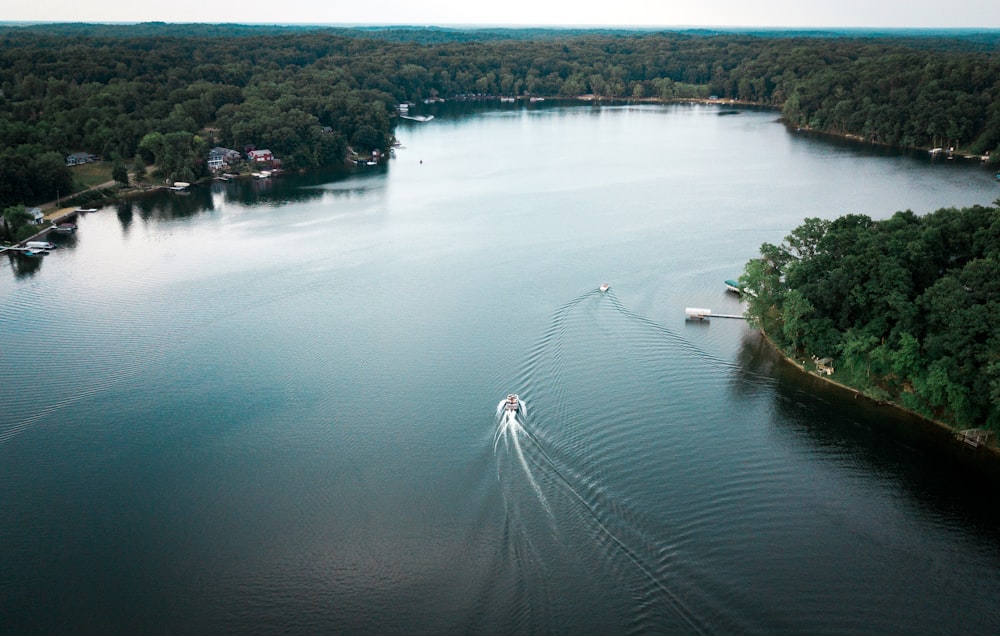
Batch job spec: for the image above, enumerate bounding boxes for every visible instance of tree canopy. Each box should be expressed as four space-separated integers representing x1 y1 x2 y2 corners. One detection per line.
740 204 1000 430
3 24 1000 209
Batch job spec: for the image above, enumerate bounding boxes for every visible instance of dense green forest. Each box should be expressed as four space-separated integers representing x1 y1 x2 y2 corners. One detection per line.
740 205 1000 431
3 23 1000 209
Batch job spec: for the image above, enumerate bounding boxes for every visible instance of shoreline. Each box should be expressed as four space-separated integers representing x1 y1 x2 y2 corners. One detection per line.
571 95 997 162
756 329 1000 464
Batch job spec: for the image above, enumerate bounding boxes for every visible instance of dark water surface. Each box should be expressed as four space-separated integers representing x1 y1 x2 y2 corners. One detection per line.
3 103 1000 634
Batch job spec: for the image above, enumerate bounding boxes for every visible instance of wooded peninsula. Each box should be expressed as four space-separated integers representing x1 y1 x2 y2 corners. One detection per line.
3 23 1000 214
740 205 1000 435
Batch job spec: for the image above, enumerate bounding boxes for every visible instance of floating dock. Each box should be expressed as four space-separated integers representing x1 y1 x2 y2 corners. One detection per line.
685 307 745 320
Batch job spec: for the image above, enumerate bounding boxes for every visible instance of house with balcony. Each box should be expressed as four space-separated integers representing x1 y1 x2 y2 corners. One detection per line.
208 147 242 171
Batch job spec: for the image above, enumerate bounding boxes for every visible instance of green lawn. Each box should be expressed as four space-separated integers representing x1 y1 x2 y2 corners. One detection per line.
69 161 113 191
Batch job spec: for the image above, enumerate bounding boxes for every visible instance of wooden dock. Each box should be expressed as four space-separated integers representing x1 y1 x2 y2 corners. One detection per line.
685 307 745 320
957 428 993 448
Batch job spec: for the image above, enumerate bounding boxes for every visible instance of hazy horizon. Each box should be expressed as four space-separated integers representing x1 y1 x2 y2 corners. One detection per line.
4 0 1000 30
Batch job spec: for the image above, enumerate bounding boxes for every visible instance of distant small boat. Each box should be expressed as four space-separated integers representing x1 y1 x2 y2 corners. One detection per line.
21 248 48 257
51 222 77 233
74 208 98 213
929 147 943 155
599 283 610 292
168 181 190 191
725 279 741 293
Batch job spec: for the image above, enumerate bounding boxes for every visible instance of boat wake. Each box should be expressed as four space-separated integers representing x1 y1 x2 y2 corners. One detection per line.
492 391 712 634
486 288 746 634
494 396 553 519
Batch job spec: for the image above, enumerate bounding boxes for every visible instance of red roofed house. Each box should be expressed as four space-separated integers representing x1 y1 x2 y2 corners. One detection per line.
248 149 273 163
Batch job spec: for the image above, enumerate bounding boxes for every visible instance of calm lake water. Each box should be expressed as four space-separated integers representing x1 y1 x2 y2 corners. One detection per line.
3 103 1000 634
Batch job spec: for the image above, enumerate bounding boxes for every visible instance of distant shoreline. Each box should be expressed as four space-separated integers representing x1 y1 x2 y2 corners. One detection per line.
571 95 996 162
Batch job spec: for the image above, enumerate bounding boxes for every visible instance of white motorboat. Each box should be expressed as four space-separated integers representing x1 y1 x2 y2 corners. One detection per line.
504 394 520 412
599 283 610 292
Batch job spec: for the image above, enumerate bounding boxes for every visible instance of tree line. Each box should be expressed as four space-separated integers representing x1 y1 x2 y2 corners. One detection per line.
740 204 1000 431
3 24 1000 209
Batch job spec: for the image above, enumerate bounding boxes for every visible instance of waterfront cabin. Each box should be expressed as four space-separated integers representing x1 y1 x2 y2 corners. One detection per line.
65 152 97 166
815 357 835 375
958 428 993 448
208 147 242 171
248 149 274 163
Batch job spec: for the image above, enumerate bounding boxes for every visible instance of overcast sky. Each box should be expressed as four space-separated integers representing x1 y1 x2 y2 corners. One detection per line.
4 0 1000 29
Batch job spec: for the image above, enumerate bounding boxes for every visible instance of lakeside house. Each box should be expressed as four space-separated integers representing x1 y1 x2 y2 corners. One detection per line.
248 149 274 163
208 147 242 171
28 207 44 224
65 152 98 166
814 357 835 376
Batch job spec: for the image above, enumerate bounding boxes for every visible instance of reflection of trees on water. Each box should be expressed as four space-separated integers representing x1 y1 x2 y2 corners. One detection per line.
728 330 783 400
735 328 956 454
221 178 322 207
5 251 43 279
3 228 81 279
116 202 134 233
218 166 372 207
731 330 1000 530
131 188 216 222
112 167 385 231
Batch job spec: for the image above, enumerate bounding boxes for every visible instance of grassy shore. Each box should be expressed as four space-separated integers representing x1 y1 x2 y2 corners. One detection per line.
68 161 113 191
